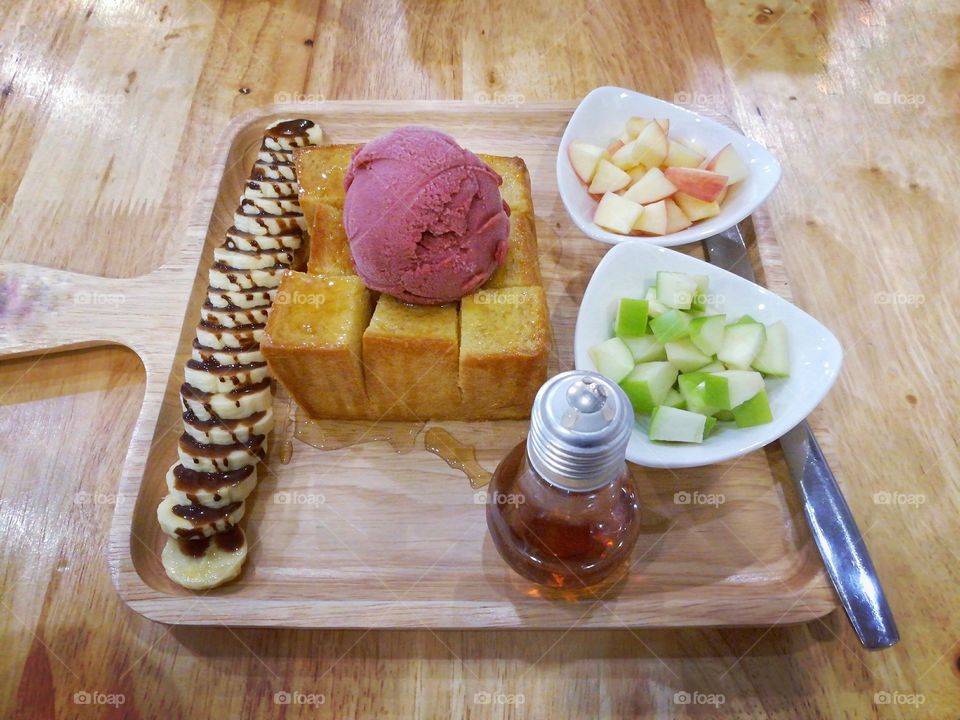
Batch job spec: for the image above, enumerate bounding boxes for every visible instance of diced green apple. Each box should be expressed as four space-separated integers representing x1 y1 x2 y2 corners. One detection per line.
690 274 710 311
593 192 643 234
703 370 765 410
664 338 712 373
645 287 668 317
588 337 635 383
614 298 649 338
688 313 726 355
732 389 773 427
650 308 692 343
717 322 766 369
624 335 667 362
663 388 686 409
677 372 721 416
619 361 678 413
649 406 710 443
656 271 698 310
568 141 605 183
752 321 790 377
697 360 726 373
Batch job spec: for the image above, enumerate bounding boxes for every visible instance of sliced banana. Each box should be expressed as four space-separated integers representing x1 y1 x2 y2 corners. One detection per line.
257 148 293 164
195 320 265 349
180 378 272 421
239 196 301 216
177 432 267 473
244 179 298 198
208 264 287 291
225 227 302 252
206 286 276 309
213 245 296 271
161 527 248 590
263 119 323 149
233 212 307 236
184 359 270 394
200 303 271 328
157 493 245 539
182 407 275 446
251 162 296 181
191 340 265 366
165 462 258 507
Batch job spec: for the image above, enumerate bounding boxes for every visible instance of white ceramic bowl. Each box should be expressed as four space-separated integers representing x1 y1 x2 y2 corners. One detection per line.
574 242 843 468
557 86 782 248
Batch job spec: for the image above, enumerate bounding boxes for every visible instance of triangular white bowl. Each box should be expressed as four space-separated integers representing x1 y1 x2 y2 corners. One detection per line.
573 242 843 468
557 86 782 248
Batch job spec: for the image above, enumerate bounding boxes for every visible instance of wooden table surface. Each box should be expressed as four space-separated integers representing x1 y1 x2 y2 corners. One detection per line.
1 1 957 718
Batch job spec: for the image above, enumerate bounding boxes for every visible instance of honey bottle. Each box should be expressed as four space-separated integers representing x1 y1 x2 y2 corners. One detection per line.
486 371 641 591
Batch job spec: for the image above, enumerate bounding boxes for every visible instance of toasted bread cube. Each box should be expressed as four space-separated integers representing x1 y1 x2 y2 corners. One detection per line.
484 212 541 289
477 154 532 214
306 203 355 276
294 144 359 229
262 272 373 419
362 296 461 420
460 286 550 419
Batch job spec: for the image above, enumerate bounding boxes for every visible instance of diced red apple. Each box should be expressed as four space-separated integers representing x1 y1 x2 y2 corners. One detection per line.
632 199 668 236
674 192 721 221
594 192 644 234
664 198 692 233
568 141 605 183
631 121 668 168
663 167 728 202
627 165 648 183
622 167 678 204
664 139 705 169
588 159 631 194
654 118 669 134
705 144 748 185
625 117 650 137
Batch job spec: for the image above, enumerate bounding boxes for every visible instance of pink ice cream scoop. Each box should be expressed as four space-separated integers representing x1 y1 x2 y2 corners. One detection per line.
342 126 510 305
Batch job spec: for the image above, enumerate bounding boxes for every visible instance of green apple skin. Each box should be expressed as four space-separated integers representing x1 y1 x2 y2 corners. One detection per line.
703 370 765 410
691 274 710 311
677 372 721 416
732 389 773 427
703 415 719 437
650 309 692 343
615 298 649 338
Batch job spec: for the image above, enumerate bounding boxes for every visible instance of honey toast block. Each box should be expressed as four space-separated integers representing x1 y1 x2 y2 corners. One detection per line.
362 296 461 420
262 272 374 419
294 144 358 230
477 154 532 214
459 286 550 419
483 212 541 289
306 203 355 276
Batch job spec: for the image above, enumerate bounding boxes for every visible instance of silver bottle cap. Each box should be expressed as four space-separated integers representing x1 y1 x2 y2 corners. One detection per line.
527 370 634 491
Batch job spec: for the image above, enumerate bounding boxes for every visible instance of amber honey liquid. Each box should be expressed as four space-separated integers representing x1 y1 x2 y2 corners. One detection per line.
486 442 641 591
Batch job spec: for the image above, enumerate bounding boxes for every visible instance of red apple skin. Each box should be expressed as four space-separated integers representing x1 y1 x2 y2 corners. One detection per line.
663 167 728 202
606 140 624 156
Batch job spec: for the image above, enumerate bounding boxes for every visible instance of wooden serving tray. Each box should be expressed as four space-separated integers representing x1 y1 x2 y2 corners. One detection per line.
0 101 838 627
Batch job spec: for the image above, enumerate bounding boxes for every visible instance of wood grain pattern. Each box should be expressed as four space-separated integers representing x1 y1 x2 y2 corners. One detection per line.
2 0 958 717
